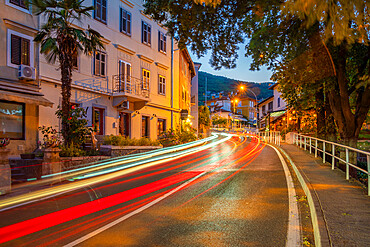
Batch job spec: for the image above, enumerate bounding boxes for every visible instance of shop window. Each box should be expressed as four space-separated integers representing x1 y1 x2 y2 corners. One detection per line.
157 118 166 137
0 101 25 140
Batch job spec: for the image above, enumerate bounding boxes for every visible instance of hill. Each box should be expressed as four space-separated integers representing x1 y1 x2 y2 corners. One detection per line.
198 71 273 104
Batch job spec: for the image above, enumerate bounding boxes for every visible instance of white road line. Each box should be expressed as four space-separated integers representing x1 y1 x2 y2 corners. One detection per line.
268 144 301 247
63 171 208 247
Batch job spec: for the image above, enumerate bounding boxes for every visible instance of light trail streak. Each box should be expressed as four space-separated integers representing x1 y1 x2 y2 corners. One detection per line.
8 138 236 214
0 134 232 212
0 171 203 244
0 133 240 245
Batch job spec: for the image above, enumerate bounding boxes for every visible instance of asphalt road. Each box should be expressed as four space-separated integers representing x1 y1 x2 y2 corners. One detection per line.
0 134 290 247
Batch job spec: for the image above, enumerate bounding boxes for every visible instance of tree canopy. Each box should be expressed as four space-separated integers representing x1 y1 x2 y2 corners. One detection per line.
145 0 370 146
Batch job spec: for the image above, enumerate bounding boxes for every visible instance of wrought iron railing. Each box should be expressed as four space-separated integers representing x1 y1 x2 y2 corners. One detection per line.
112 74 149 98
74 77 111 94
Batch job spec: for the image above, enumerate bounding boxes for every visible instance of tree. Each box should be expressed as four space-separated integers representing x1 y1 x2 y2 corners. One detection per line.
198 105 211 134
32 0 104 146
144 0 370 147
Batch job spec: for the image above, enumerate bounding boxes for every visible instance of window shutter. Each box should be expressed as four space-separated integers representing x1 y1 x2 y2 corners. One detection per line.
141 21 144 43
11 35 21 65
119 8 122 32
164 35 167 52
158 31 160 51
102 0 107 22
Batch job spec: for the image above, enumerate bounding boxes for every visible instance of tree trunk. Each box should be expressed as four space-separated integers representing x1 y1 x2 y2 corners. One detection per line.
59 39 73 146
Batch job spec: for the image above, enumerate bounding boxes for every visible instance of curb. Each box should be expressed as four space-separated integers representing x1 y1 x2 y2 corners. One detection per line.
275 145 322 247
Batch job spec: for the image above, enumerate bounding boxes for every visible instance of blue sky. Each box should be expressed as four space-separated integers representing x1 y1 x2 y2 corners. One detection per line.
189 44 272 83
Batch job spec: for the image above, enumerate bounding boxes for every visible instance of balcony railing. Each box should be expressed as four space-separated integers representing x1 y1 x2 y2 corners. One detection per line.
112 74 149 98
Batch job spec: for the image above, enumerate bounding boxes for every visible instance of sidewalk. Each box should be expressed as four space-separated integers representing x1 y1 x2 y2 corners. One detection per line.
280 144 370 247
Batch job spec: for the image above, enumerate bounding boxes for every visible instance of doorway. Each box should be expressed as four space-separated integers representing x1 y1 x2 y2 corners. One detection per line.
119 112 130 137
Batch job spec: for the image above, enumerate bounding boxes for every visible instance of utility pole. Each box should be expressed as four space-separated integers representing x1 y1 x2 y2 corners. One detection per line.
205 77 207 106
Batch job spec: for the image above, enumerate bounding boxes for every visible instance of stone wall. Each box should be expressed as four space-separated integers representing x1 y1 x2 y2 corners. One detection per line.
100 145 163 157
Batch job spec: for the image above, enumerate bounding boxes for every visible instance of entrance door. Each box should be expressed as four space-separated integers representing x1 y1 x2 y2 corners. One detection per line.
119 112 130 137
119 61 132 93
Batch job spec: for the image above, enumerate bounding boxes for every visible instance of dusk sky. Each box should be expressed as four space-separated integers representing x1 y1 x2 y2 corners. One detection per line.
189 43 273 83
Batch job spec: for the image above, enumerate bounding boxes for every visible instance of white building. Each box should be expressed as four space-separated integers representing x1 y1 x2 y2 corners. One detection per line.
38 0 196 141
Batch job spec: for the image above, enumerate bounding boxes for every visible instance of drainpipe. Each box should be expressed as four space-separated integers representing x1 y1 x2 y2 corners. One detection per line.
171 37 174 129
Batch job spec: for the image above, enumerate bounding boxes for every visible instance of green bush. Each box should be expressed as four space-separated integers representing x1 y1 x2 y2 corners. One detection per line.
60 143 86 157
159 128 197 147
103 135 160 146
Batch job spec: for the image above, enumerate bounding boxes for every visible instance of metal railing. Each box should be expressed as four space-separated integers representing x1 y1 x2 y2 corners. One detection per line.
112 75 150 98
74 77 111 94
256 131 281 146
293 133 370 196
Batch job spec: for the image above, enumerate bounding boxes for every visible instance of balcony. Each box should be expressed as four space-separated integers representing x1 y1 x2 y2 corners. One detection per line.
112 75 150 107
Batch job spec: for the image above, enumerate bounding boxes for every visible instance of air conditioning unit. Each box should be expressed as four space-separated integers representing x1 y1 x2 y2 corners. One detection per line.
121 101 129 109
18 65 36 80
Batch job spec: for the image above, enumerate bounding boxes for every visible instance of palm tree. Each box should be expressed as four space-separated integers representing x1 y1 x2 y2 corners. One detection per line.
33 0 104 146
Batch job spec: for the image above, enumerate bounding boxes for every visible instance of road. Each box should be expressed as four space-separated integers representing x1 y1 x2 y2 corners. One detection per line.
0 134 294 246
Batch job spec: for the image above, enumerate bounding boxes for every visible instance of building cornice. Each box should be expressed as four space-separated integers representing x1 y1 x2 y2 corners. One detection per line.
3 19 38 34
137 54 154 63
120 0 134 8
155 62 169 70
114 44 135 55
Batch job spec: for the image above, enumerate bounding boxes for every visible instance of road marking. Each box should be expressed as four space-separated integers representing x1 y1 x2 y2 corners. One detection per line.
268 144 301 247
277 146 322 247
63 171 208 247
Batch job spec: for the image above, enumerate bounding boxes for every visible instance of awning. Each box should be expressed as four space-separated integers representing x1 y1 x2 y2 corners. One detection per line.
0 90 53 107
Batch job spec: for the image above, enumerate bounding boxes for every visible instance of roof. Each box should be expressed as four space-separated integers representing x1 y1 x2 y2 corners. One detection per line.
269 83 278 90
257 95 274 106
181 48 196 78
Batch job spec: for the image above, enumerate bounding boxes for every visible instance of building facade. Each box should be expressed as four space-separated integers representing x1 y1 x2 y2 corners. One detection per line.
38 0 196 141
0 0 53 159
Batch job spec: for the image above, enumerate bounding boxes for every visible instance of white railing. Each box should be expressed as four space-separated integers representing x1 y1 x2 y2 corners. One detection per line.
293 133 370 196
256 131 281 146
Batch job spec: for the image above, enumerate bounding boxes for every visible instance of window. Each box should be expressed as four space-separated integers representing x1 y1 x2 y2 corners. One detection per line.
72 53 78 70
158 75 166 95
11 34 30 66
268 101 273 111
9 0 27 9
158 31 166 53
118 61 132 93
0 101 25 140
142 116 149 138
277 97 281 108
94 51 106 76
262 105 266 114
120 8 131 35
157 119 166 137
92 107 104 135
141 21 151 45
94 0 107 23
142 69 150 90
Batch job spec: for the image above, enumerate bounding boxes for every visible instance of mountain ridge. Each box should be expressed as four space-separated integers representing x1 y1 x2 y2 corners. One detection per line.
198 71 274 104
